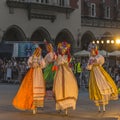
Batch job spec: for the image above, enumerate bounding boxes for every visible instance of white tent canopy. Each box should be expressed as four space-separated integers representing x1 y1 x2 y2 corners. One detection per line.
108 50 120 56
74 50 89 56
74 50 119 57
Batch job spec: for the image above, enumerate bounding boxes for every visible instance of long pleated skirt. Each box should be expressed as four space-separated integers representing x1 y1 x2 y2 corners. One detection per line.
44 63 55 90
12 67 46 110
89 65 118 106
53 64 78 110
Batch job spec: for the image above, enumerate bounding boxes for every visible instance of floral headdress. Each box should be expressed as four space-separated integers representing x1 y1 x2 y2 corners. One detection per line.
57 41 71 62
88 42 98 55
44 39 53 52
57 41 71 52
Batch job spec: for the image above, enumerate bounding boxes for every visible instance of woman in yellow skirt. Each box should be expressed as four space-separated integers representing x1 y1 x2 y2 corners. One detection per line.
53 42 78 115
12 45 46 114
86 43 118 112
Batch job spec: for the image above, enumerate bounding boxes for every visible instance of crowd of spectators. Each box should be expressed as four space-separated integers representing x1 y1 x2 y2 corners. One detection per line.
71 58 120 89
0 57 28 84
0 57 120 90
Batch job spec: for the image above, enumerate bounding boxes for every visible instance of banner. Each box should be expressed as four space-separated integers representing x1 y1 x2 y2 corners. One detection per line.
18 43 33 57
12 42 46 57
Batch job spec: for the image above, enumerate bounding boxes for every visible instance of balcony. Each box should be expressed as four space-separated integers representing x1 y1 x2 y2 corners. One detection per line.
81 16 120 29
6 0 75 22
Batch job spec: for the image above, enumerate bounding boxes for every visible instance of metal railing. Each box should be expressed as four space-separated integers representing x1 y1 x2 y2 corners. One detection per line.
6 0 71 7
81 16 120 29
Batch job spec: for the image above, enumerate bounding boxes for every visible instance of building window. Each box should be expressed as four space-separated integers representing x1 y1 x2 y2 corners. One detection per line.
90 3 96 17
105 6 110 19
40 0 49 3
41 0 44 3
102 0 105 3
59 0 65 6
52 0 68 6
50 0 59 5
45 0 49 3
64 0 70 7
116 0 119 5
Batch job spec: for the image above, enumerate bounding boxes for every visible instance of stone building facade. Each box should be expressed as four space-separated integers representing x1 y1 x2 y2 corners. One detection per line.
80 0 120 51
0 0 81 57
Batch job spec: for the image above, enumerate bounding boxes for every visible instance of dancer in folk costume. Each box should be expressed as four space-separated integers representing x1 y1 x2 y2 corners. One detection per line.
53 41 78 115
86 43 118 112
117 79 120 98
43 40 57 90
12 45 46 114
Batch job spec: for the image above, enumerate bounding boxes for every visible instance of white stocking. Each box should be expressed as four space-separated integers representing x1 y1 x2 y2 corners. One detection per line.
98 106 101 112
103 105 106 112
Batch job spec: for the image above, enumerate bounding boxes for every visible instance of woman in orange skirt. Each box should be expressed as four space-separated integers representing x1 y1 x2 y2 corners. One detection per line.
12 45 46 114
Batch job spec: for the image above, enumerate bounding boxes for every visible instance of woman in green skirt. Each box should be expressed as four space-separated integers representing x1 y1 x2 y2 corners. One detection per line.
44 41 57 90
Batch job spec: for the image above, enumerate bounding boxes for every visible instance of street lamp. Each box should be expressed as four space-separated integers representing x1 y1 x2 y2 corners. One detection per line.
116 38 120 44
92 37 120 70
111 40 114 44
101 40 104 44
92 39 116 51
106 40 110 44
92 39 111 70
92 40 95 44
96 40 100 44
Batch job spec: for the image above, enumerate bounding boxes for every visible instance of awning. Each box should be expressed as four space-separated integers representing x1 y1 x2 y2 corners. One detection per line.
74 50 90 56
